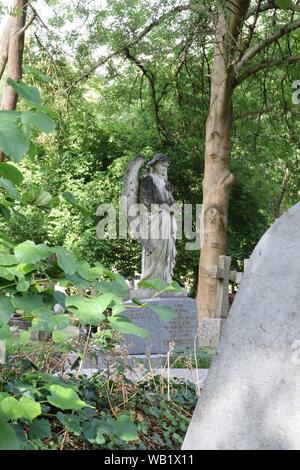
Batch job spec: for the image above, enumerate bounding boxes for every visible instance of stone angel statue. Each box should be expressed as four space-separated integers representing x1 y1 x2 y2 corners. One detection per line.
122 153 179 284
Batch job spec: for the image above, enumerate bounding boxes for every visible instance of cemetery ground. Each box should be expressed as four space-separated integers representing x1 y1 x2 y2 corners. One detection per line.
0 322 214 450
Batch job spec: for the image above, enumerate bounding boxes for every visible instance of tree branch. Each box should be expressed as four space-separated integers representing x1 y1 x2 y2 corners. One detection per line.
235 19 300 72
17 12 36 35
64 3 193 93
246 0 300 19
235 54 300 85
227 0 251 45
124 47 165 139
234 107 272 119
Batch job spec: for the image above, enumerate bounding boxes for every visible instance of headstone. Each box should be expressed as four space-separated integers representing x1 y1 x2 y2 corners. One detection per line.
122 289 197 354
183 202 300 450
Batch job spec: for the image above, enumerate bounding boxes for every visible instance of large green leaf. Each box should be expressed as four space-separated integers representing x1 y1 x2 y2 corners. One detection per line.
76 261 104 281
0 163 23 185
14 241 51 264
65 294 112 324
0 396 20 420
108 315 150 338
18 397 41 420
0 111 30 162
137 278 168 291
0 177 20 200
0 253 17 265
0 419 19 450
21 110 55 134
7 78 42 105
0 297 14 325
12 293 45 313
55 247 77 275
32 312 69 332
150 306 177 321
47 385 91 410
57 412 82 436
23 66 51 84
28 419 52 440
275 0 294 8
0 324 10 340
0 396 41 421
115 414 139 442
0 266 15 280
82 419 106 444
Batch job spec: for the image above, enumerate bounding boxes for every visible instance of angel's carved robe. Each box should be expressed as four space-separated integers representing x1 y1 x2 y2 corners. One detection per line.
139 173 177 283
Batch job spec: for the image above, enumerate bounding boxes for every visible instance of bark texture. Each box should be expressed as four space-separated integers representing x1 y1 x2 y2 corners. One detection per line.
0 21 11 81
197 1 250 320
1 0 27 111
0 0 27 162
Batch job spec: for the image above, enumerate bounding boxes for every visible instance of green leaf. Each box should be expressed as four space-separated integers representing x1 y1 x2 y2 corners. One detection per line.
0 324 10 339
62 191 91 220
23 66 51 84
0 111 30 162
47 385 91 411
151 306 177 321
65 294 112 325
137 278 168 291
0 266 15 280
82 419 106 444
76 261 104 281
0 253 17 265
109 315 150 338
0 396 41 421
21 110 55 134
12 293 45 313
65 273 90 289
0 163 23 185
57 412 82 436
0 297 14 325
0 419 19 450
33 190 53 207
16 277 30 292
131 297 144 306
0 177 20 200
55 248 76 275
7 78 42 105
275 0 293 8
18 397 41 420
15 241 51 264
32 312 69 332
0 396 22 420
115 414 139 442
29 419 52 440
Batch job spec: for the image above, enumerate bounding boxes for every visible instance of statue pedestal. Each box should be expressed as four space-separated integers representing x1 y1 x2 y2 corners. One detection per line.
122 289 197 354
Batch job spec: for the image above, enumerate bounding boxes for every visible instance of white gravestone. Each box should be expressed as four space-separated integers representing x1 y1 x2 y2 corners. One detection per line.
183 202 300 450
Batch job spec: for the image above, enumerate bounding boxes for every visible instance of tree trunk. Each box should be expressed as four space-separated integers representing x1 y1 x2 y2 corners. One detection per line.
0 20 11 81
197 8 234 320
0 0 27 162
1 0 27 111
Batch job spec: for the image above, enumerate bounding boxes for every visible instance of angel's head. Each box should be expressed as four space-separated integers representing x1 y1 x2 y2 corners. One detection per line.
147 153 169 179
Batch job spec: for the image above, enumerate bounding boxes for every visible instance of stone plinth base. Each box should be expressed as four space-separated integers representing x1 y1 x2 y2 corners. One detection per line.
198 318 226 348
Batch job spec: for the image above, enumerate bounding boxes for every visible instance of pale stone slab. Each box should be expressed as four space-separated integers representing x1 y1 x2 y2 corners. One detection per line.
77 367 208 387
183 202 300 450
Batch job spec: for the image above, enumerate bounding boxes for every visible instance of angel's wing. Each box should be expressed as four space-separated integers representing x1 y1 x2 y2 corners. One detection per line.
122 155 145 235
122 155 145 214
